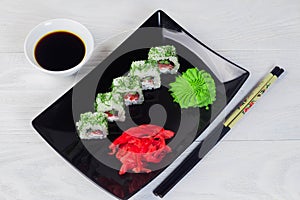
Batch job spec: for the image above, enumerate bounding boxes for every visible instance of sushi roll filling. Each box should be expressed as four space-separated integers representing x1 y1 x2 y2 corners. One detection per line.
141 76 155 84
95 92 126 122
158 60 175 71
89 129 104 136
105 109 119 117
76 112 108 140
124 92 140 102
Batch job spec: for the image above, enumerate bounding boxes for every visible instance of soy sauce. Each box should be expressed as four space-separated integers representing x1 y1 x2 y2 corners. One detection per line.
34 31 85 71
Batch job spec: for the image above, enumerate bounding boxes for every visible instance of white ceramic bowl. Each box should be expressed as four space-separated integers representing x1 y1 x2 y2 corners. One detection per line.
24 19 94 76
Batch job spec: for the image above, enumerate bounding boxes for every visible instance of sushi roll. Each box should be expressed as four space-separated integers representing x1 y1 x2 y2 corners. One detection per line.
129 60 161 90
95 92 126 122
112 76 144 106
148 45 180 74
76 112 108 140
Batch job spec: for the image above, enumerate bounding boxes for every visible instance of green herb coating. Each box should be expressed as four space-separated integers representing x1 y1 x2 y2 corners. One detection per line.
77 112 107 128
148 45 176 58
95 92 123 111
76 112 108 138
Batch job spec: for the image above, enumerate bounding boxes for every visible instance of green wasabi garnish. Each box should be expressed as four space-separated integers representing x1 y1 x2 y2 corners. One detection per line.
169 68 216 109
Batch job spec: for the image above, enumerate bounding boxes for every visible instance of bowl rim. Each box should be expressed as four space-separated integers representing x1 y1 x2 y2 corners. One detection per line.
24 18 94 76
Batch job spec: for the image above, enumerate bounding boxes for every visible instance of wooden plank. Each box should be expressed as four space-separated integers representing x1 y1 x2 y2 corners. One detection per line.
152 140 300 200
0 139 299 200
215 50 300 141
0 0 300 53
0 138 115 200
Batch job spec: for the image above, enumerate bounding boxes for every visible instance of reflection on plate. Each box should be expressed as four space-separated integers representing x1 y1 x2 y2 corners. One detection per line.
32 10 249 200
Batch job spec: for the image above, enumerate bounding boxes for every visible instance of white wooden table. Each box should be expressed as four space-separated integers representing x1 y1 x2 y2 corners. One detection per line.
1 0 300 199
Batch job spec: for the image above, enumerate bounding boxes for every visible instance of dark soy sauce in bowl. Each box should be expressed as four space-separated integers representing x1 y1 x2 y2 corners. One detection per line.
34 31 86 71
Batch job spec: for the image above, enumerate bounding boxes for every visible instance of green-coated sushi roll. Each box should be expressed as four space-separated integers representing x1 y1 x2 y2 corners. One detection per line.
95 92 125 122
112 76 144 106
76 112 108 139
148 45 180 74
129 60 161 90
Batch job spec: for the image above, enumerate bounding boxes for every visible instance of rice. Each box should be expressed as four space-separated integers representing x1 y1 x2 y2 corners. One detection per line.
148 45 180 74
112 76 144 106
76 112 108 139
129 60 161 90
95 92 125 122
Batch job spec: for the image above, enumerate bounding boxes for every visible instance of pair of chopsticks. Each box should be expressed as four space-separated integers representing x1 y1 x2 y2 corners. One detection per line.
153 66 285 198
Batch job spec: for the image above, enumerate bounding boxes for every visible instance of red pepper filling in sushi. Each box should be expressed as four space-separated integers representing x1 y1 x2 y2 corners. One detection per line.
105 109 118 117
109 124 174 175
158 60 174 70
124 92 140 102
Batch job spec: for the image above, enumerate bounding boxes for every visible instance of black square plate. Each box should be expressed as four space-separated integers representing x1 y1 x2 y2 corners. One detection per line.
32 10 249 200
